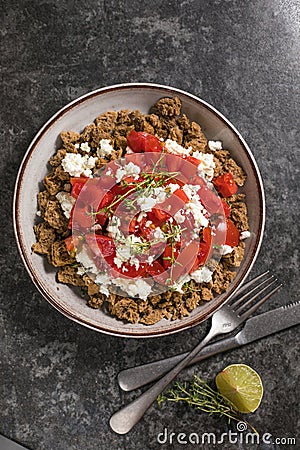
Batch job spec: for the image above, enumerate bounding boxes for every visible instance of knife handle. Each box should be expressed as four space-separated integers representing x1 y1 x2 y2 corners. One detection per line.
118 335 238 392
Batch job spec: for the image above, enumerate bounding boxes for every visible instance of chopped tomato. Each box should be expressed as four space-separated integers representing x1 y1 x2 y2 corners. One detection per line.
146 260 167 284
197 241 210 266
138 217 154 239
173 188 189 204
100 191 115 209
225 219 240 247
129 217 138 233
198 184 222 215
185 156 201 167
72 206 94 229
171 241 199 279
127 130 162 153
203 227 212 246
213 172 238 198
64 236 76 252
70 177 88 198
189 256 201 273
151 208 171 223
162 244 179 269
222 199 231 218
95 211 108 227
86 234 116 258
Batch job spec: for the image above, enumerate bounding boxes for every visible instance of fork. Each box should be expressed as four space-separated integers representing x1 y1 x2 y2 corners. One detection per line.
118 272 282 392
110 271 280 434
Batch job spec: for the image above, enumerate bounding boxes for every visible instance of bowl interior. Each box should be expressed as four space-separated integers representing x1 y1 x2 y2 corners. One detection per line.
14 84 264 337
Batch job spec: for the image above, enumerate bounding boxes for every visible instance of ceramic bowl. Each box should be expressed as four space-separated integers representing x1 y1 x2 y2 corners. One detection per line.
13 83 265 338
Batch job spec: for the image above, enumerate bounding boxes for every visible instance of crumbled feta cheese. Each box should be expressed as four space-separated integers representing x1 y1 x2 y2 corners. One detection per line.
80 142 91 153
115 162 141 183
137 196 157 212
36 210 42 217
62 153 98 177
174 209 185 224
113 278 152 301
107 216 122 239
97 139 114 158
165 139 191 156
75 247 98 275
56 191 76 218
147 255 154 264
240 231 251 240
219 245 234 255
208 140 222 151
152 187 167 203
153 227 165 240
137 211 147 222
75 143 80 149
191 151 215 181
168 183 181 194
125 146 133 154
172 274 191 293
190 267 213 283
182 184 199 200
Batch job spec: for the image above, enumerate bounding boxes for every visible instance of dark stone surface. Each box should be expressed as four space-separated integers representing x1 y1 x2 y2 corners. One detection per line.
1 1 299 449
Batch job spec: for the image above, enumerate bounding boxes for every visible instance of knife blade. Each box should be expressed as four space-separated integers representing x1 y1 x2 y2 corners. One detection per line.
118 301 300 391
0 434 30 450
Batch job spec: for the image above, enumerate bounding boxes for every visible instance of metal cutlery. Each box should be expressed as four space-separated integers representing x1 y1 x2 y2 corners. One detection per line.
110 271 281 434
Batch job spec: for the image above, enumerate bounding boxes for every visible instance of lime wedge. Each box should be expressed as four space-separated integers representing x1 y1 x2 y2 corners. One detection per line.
215 364 263 413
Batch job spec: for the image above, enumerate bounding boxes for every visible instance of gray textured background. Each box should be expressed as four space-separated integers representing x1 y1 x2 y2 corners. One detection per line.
1 1 299 449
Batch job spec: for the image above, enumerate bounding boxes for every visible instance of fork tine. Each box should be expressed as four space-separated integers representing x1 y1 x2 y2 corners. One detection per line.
240 284 282 320
230 271 270 298
235 279 277 315
230 275 275 309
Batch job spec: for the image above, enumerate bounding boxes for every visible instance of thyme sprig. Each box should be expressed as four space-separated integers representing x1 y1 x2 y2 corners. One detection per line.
90 169 180 217
158 375 257 434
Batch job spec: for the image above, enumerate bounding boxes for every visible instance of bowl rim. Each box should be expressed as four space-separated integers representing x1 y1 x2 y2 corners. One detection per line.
13 82 265 338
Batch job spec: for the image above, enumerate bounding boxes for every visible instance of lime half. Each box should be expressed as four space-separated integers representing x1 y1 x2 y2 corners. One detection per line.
216 364 263 413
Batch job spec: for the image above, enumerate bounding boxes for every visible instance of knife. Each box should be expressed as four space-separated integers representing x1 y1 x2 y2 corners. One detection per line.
118 301 300 391
0 434 30 450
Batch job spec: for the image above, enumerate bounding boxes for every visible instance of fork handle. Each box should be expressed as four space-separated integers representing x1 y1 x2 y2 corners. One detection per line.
110 329 217 434
118 335 238 391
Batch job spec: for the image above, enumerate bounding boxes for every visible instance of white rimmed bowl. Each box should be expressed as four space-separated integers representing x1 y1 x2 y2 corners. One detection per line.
13 83 265 338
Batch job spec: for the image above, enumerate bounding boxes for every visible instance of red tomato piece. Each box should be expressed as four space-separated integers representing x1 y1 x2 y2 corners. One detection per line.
162 244 179 269
73 206 94 229
86 234 116 258
197 241 210 266
95 211 108 227
138 217 154 239
146 260 165 276
189 256 201 273
127 130 162 153
70 177 88 199
185 156 201 167
213 172 238 198
222 199 231 218
64 236 75 252
203 227 212 246
100 191 115 209
129 217 138 233
151 208 171 223
198 184 222 215
225 219 240 247
173 188 189 204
